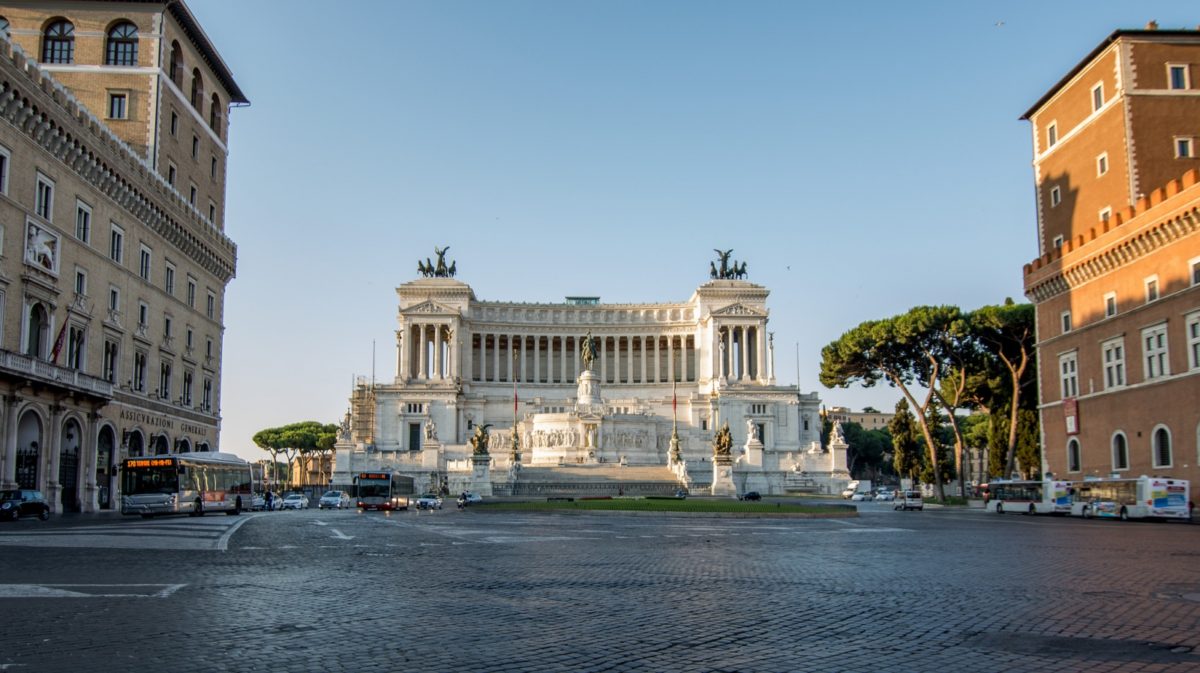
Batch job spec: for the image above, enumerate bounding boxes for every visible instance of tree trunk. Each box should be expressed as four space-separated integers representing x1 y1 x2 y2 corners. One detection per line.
891 375 946 502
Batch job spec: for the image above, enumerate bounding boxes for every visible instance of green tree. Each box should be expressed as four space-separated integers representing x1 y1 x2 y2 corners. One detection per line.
841 422 893 480
253 421 339 489
888 399 922 482
919 404 956 487
969 301 1036 477
819 305 963 501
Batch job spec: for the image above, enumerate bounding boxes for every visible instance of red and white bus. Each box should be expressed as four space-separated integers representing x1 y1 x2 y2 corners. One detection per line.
353 472 413 511
121 453 252 518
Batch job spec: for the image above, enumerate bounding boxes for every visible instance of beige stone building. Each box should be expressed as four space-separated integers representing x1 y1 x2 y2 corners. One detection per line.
1022 24 1200 487
0 2 245 512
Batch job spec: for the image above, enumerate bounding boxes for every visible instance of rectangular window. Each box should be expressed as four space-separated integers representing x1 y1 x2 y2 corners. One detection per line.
1047 122 1058 148
1091 83 1104 112
102 340 118 383
165 263 175 296
109 224 124 263
1193 257 1200 286
202 377 212 411
206 291 215 320
1177 137 1194 159
1143 324 1169 380
1145 275 1159 303
108 287 119 312
138 301 148 328
159 362 172 399
186 327 194 350
138 245 151 280
183 370 193 406
1102 338 1125 389
1096 152 1108 176
1059 352 1078 399
1187 312 1200 371
35 173 54 221
1060 311 1072 334
1168 64 1189 90
208 203 216 222
1104 292 1117 318
170 111 179 136
74 201 91 243
191 135 199 159
163 316 172 338
74 269 86 296
0 144 9 195
186 277 196 308
167 163 176 187
1050 186 1062 207
107 93 127 120
133 351 146 392
188 185 197 206
1052 235 1064 249
205 337 213 359
1099 207 1112 223
210 156 217 179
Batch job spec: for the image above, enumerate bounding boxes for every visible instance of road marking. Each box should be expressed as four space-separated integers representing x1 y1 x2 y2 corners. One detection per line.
330 529 354 540
216 514 257 551
312 520 328 527
0 583 185 599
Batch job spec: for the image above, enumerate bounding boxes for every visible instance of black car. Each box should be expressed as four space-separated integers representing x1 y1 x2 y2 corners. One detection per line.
0 490 50 521
739 491 762 501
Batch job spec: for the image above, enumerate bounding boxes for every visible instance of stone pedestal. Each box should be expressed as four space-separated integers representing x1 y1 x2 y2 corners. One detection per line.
710 456 736 496
577 369 601 406
470 454 494 497
735 438 770 495
422 440 441 470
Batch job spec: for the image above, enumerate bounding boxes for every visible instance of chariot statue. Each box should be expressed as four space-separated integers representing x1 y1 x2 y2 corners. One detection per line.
712 421 733 457
470 424 492 455
417 246 458 278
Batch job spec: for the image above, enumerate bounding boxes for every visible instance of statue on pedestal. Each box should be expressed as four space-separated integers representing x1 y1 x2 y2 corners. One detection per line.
712 421 732 459
470 424 492 456
746 418 759 442
581 331 598 372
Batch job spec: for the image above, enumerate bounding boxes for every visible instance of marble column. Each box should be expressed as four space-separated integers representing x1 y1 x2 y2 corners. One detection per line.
724 326 734 378
756 325 766 383
1 395 19 489
560 337 568 383
667 335 675 383
741 326 750 381
82 411 97 513
479 332 487 382
434 325 444 380
534 335 541 383
600 335 607 383
627 337 634 384
653 336 661 383
45 404 63 513
613 336 621 384
417 324 427 379
492 334 500 383
396 330 405 380
520 335 528 382
574 336 581 378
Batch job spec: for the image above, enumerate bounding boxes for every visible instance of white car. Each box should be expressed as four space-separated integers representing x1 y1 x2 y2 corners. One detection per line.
318 490 351 509
874 490 895 502
416 494 443 510
461 492 483 504
849 492 870 502
280 493 309 510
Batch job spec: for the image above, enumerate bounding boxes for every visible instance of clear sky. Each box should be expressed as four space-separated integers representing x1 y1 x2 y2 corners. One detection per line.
186 0 1199 462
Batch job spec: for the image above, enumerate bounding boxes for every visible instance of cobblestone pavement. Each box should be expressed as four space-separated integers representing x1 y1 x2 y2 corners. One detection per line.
1 503 1198 672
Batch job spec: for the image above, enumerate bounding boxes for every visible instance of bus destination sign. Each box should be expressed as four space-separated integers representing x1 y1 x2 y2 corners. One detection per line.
127 458 175 468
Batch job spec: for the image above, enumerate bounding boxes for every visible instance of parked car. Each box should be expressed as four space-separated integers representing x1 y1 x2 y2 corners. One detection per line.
873 490 895 502
739 491 762 501
416 493 443 510
460 492 483 505
894 490 924 511
0 489 49 521
318 491 351 509
265 492 284 511
280 493 309 510
850 492 871 502
250 493 266 511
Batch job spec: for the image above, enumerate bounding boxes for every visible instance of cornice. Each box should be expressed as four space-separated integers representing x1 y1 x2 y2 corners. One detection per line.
0 39 237 283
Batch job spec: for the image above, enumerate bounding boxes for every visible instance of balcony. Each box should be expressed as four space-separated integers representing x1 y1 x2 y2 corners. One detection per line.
0 349 114 402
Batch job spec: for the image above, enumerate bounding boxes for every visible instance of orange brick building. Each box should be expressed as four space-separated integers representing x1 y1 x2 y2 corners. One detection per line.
1022 24 1200 489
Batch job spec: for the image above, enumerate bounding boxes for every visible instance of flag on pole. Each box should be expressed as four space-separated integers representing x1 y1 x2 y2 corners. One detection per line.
672 380 677 415
49 319 68 364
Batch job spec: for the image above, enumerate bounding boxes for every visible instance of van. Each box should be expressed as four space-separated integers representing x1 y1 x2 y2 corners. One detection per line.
894 490 924 511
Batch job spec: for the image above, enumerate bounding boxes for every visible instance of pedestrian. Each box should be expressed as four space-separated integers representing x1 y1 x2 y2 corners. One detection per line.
265 491 274 511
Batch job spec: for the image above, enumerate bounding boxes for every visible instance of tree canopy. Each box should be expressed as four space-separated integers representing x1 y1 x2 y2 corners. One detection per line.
253 421 339 488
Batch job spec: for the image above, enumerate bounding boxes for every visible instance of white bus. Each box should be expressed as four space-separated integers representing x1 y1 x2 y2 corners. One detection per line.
981 479 1074 515
122 453 253 518
1069 476 1192 521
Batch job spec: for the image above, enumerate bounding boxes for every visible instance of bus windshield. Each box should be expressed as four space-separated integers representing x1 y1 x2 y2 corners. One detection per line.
357 479 390 498
123 465 179 495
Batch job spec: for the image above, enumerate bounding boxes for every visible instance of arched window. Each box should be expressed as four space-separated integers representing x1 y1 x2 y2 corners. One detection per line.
26 304 48 358
105 22 138 66
190 68 203 110
1152 426 1172 468
209 93 222 136
1067 438 1081 472
169 41 183 86
1112 432 1129 471
42 19 74 64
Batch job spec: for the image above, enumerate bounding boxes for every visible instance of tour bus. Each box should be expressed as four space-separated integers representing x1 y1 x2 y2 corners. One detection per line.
121 452 253 518
1069 475 1192 521
354 472 414 511
981 478 1074 515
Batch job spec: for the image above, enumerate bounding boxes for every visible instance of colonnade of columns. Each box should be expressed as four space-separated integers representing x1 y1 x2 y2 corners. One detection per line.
717 324 767 382
400 323 454 381
465 333 698 385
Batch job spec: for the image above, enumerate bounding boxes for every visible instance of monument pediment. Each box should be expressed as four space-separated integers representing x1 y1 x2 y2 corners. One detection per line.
710 303 766 318
402 299 458 315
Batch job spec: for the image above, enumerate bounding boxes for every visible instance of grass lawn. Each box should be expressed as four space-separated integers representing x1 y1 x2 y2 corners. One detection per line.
471 498 855 515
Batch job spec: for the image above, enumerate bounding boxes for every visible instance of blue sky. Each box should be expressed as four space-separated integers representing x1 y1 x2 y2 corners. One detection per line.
187 0 1199 461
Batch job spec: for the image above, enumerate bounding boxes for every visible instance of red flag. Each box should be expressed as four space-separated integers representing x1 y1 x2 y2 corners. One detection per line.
672 380 677 415
49 320 68 363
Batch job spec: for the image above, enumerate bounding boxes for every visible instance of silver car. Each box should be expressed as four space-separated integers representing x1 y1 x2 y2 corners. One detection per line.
318 491 351 509
280 493 309 510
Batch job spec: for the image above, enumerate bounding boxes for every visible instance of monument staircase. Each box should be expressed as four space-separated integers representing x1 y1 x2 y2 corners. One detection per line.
507 464 683 497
